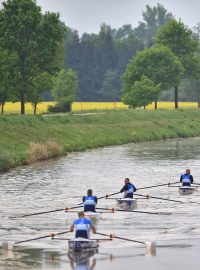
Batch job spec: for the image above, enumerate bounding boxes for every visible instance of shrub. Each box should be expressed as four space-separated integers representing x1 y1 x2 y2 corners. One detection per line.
48 101 71 113
28 140 63 162
29 142 49 162
46 140 63 158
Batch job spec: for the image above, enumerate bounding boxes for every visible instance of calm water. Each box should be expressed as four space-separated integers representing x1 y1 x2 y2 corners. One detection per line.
0 138 200 270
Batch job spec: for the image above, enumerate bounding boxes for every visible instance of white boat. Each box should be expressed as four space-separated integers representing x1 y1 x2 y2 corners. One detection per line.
179 186 196 195
116 198 137 209
84 211 101 222
68 238 99 253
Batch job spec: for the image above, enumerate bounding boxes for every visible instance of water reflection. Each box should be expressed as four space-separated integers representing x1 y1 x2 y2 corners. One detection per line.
68 251 97 270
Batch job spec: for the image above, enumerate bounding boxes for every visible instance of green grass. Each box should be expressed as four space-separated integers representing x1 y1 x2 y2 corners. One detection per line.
1 109 200 172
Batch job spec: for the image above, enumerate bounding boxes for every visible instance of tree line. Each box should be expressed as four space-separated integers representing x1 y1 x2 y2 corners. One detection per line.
0 1 200 114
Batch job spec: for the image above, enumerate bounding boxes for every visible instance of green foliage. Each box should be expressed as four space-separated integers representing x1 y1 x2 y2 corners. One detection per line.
29 72 53 114
134 3 174 46
0 47 17 113
51 69 78 112
156 20 198 60
64 23 143 101
99 70 121 101
122 76 160 108
156 19 199 108
122 46 184 105
0 0 64 114
156 19 199 79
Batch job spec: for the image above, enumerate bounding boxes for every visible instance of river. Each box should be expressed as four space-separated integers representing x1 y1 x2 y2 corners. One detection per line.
0 138 200 270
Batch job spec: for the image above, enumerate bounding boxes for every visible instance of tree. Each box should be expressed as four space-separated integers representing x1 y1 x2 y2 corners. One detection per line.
51 69 78 112
156 19 199 108
0 48 16 114
122 46 184 109
0 0 64 114
28 72 53 114
134 4 174 46
99 70 121 101
122 76 160 109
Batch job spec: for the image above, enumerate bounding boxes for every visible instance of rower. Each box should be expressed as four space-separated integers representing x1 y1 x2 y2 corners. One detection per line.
120 178 136 198
180 169 193 187
83 189 98 212
70 211 96 239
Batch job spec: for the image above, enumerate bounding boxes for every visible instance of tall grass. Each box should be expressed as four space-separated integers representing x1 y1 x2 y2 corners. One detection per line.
0 153 14 172
28 140 63 162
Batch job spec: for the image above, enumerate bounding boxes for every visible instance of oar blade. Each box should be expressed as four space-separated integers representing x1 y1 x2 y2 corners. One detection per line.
1 241 14 251
145 241 156 256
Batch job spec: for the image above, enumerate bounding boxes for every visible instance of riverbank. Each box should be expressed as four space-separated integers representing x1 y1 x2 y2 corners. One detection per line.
1 109 200 172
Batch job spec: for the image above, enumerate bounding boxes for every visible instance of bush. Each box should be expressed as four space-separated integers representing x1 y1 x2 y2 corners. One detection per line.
28 140 63 162
46 140 63 158
48 101 71 113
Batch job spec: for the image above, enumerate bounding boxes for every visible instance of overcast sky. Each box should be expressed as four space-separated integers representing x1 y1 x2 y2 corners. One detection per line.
1 0 200 34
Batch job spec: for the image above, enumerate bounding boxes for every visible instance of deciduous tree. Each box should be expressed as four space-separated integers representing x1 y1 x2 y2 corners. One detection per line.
0 0 64 114
156 19 199 108
122 46 184 109
122 76 160 109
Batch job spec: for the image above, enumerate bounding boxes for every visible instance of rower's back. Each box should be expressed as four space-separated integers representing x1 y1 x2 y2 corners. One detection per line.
83 189 98 212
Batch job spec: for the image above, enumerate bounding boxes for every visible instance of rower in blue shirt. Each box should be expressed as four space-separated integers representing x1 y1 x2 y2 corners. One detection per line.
82 189 98 212
70 211 96 239
180 168 193 186
120 178 137 198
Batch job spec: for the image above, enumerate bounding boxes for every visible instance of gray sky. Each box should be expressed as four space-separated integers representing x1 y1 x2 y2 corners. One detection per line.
1 0 200 34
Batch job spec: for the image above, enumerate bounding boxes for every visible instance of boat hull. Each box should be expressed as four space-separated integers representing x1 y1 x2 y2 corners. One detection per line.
116 198 137 209
68 238 99 253
179 186 195 195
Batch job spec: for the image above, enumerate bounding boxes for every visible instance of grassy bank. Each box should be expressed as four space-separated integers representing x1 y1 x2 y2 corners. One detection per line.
1 109 200 172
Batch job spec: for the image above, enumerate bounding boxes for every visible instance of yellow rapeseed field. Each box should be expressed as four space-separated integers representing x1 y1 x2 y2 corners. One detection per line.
1 101 198 114
3 102 56 114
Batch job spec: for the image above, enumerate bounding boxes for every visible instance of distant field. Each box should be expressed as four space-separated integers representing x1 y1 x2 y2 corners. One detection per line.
2 101 199 114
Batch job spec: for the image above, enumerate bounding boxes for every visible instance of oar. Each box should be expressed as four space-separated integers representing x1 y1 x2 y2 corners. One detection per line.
65 210 115 214
11 206 83 219
10 192 121 219
2 231 71 250
51 237 112 242
96 207 170 215
77 191 121 205
134 193 184 203
168 185 199 188
97 191 121 200
96 232 156 256
105 197 148 200
137 181 180 190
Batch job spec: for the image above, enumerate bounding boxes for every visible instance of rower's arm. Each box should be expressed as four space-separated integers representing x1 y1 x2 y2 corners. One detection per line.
70 224 74 232
120 184 128 193
91 224 96 234
82 196 85 202
190 175 194 183
180 175 183 182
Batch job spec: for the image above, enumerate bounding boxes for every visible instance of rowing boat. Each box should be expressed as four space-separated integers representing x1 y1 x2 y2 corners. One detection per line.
179 186 196 195
116 198 137 209
68 238 99 253
84 211 101 222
